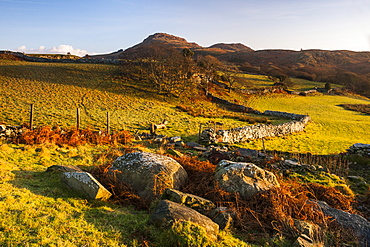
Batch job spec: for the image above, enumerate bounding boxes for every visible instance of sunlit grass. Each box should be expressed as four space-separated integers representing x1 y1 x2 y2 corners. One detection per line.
239 94 370 154
0 60 265 142
0 143 251 246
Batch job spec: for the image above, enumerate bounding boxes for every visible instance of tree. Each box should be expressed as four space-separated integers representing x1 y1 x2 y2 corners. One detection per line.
122 44 198 97
196 55 223 95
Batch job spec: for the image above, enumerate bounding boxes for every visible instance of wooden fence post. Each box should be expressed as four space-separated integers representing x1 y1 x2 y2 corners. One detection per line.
76 108 80 130
198 123 203 143
106 111 110 134
29 104 34 129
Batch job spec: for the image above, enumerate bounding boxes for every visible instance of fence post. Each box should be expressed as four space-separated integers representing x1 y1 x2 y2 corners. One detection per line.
106 111 110 134
76 108 80 130
198 123 203 143
29 104 34 129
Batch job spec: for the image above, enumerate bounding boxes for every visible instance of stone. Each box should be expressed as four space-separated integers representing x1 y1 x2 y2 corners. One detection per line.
46 165 83 173
61 172 112 200
193 146 207 152
162 188 216 214
174 141 185 147
109 152 188 201
293 219 324 246
186 141 201 148
169 136 181 143
317 200 370 246
214 160 280 197
207 206 236 230
149 200 219 239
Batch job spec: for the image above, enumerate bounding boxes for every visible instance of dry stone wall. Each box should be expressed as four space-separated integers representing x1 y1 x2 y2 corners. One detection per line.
201 110 311 144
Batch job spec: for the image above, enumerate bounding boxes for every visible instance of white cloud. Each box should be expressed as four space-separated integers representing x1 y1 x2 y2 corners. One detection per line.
15 45 95 57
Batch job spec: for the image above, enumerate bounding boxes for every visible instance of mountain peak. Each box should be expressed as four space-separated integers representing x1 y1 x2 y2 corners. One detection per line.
142 33 202 49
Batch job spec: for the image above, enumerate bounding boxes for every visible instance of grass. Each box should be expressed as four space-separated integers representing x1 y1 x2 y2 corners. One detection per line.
0 59 273 143
1 57 370 245
238 94 370 154
0 142 252 246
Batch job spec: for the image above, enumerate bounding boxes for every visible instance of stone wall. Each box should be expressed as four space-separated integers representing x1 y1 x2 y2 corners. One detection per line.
347 143 370 158
200 110 311 144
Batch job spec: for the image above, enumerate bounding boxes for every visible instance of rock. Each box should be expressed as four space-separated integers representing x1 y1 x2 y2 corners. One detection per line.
149 200 219 239
109 152 188 201
186 141 201 148
207 206 236 230
170 136 181 143
162 188 216 214
234 148 260 159
347 143 370 158
46 165 83 173
293 219 324 247
214 160 280 197
317 201 370 246
61 172 112 200
193 146 208 152
174 141 185 147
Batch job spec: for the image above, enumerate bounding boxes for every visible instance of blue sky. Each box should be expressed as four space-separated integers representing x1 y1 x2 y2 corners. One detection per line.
1 0 370 55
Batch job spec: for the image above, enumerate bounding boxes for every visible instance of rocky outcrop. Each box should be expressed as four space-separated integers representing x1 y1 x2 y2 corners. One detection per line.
109 152 188 201
201 110 310 144
61 172 112 200
149 200 219 239
214 160 280 197
317 201 370 246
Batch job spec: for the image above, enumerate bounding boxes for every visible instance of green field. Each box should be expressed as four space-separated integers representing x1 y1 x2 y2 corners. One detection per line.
0 60 257 140
240 94 370 154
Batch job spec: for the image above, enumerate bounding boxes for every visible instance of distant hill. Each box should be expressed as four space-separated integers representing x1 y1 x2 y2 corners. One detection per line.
103 33 370 96
209 43 254 52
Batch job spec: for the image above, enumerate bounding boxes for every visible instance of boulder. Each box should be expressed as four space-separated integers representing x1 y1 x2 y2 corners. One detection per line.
162 188 216 214
317 201 370 246
207 206 236 230
61 172 112 200
149 200 219 239
109 152 188 201
214 160 280 197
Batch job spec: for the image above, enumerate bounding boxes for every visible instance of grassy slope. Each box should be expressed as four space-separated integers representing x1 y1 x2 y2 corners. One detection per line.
241 94 370 154
0 60 254 141
0 60 253 246
1 58 370 245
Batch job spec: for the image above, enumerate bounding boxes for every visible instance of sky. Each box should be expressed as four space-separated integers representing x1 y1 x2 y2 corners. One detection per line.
1 0 370 56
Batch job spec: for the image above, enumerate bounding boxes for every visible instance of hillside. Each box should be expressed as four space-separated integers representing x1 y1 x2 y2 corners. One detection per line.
90 33 370 96
1 55 370 246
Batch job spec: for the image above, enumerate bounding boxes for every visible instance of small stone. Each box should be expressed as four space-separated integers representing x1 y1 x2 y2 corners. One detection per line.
61 172 112 201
